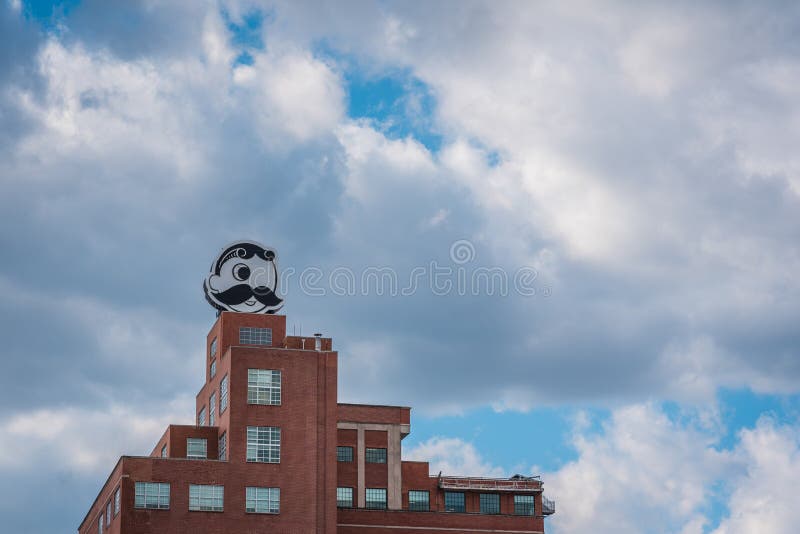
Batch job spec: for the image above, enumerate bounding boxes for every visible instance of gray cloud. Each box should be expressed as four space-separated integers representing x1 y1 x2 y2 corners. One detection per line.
1 1 799 531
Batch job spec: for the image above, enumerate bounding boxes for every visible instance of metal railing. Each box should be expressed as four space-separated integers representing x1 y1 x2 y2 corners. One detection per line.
438 475 542 492
542 496 556 515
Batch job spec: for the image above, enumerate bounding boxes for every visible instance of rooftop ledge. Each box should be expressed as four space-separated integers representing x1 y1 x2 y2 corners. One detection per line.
438 475 544 493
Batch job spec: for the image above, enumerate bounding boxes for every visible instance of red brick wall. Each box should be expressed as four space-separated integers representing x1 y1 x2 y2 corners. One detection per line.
80 312 550 534
338 404 410 425
337 429 358 491
364 430 388 491
337 508 545 533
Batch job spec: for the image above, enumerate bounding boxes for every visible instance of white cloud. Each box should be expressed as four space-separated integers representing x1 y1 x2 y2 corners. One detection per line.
0 400 192 474
234 47 345 145
542 403 800 534
546 403 732 533
711 418 800 534
404 436 506 478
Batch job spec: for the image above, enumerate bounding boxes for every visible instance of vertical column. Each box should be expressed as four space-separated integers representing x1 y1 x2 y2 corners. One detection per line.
357 425 365 508
387 424 402 509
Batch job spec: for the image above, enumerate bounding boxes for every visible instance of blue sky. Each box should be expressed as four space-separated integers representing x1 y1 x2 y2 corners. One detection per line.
2 1 800 533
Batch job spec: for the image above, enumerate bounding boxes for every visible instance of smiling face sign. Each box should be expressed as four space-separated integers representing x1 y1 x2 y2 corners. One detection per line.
203 240 283 314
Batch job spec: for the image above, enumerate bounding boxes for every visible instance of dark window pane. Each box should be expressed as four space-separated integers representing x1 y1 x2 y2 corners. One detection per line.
337 446 354 462
365 488 387 510
480 493 500 514
365 447 386 463
444 491 465 513
408 490 429 511
514 494 535 515
336 487 353 508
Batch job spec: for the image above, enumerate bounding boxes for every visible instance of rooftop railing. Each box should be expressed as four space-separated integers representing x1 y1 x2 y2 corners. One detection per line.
437 475 543 492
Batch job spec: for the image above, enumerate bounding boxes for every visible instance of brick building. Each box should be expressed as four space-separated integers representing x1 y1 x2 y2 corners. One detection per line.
78 311 555 533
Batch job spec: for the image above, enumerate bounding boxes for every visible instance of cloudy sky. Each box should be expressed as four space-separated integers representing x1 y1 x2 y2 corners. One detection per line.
1 1 799 532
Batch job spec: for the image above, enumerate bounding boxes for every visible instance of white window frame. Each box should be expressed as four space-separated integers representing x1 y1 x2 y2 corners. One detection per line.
189 484 224 512
209 391 216 426
239 326 272 345
366 488 387 510
246 426 280 463
247 369 281 405
245 487 280 514
186 437 207 459
134 482 170 510
218 431 227 461
337 487 353 508
219 375 228 413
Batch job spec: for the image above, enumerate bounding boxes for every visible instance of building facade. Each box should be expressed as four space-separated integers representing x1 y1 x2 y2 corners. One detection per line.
79 311 554 533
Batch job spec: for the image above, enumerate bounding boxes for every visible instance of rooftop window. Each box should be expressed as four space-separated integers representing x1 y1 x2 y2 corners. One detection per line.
239 327 272 346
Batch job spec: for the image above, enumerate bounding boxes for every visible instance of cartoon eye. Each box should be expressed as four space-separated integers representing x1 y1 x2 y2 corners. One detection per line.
232 263 251 282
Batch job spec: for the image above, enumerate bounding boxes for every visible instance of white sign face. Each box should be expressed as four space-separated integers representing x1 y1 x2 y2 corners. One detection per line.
203 240 283 314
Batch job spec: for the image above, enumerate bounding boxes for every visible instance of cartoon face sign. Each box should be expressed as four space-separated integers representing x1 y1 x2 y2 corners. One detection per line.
203 240 283 314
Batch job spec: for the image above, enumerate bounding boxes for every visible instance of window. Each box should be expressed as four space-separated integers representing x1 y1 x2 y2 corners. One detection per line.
198 406 206 426
247 369 281 405
98 515 102 534
187 438 207 459
246 426 280 463
336 487 353 508
189 484 224 512
210 337 217 358
114 487 120 515
480 493 500 514
134 482 170 510
106 500 111 525
337 446 353 462
210 359 217 379
408 490 429 511
160 444 167 458
366 488 387 510
245 487 280 514
219 376 228 413
365 447 387 463
514 494 535 516
240 326 272 345
209 391 216 426
218 432 227 461
444 491 465 513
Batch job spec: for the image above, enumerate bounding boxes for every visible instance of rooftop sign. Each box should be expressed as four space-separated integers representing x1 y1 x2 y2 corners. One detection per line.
203 240 283 314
